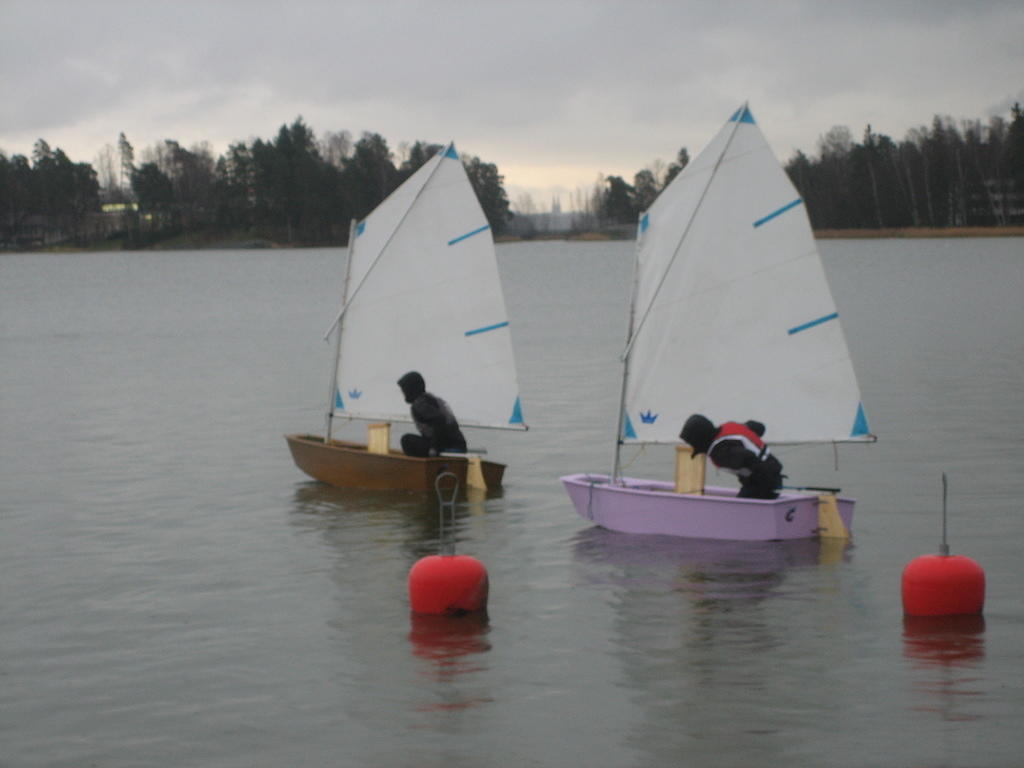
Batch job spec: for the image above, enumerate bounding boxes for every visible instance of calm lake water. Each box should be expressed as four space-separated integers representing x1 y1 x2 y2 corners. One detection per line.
2 238 1023 767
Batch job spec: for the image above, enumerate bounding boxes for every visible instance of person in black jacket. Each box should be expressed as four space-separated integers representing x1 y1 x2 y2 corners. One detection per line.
680 413 784 499
396 371 468 457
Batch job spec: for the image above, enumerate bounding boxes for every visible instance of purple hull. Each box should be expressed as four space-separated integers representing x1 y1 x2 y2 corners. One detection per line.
561 473 854 541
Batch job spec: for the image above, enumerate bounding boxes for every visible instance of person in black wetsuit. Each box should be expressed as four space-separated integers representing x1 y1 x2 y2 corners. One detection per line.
396 371 468 457
680 413 784 499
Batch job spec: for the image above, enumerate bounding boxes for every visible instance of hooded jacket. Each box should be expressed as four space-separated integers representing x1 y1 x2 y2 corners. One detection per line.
397 371 467 455
680 413 782 497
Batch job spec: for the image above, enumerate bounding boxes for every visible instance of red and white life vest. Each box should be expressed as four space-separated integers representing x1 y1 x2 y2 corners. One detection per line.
707 421 771 475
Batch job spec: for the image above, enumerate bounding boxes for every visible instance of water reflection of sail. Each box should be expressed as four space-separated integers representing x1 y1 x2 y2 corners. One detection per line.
572 526 846 604
571 526 855 766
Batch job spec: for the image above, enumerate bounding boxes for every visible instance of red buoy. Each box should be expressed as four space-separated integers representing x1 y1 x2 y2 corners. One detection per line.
902 554 985 616
902 473 986 617
408 554 489 616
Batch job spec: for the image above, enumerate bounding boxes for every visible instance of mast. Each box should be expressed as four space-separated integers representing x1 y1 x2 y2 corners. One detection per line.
611 214 644 483
325 217 358 442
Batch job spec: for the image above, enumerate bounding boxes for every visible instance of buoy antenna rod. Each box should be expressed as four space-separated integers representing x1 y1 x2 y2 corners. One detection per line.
435 471 459 555
940 472 950 557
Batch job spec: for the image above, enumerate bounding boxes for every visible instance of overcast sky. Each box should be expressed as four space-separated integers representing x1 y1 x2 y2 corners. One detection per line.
2 0 1022 210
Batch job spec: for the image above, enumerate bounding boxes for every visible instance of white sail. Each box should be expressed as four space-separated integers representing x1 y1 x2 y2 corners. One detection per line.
621 105 870 445
330 143 525 430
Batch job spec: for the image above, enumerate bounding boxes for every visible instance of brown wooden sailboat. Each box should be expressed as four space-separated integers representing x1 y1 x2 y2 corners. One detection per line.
285 143 525 492
285 432 505 492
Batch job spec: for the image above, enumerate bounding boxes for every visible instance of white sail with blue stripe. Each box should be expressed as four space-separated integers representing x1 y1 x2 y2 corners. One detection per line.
328 142 525 430
621 104 871 446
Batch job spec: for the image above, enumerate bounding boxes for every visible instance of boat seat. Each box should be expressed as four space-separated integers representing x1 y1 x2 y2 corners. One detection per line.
366 422 391 455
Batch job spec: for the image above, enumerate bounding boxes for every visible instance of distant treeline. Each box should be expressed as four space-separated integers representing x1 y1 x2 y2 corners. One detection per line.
0 118 510 249
591 103 1024 231
3 106 1024 250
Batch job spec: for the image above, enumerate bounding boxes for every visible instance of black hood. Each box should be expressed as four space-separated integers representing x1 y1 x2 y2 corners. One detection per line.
397 371 426 403
680 413 716 454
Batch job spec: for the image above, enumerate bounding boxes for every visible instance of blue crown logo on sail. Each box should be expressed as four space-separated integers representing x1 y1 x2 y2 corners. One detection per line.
640 410 657 424
348 389 362 399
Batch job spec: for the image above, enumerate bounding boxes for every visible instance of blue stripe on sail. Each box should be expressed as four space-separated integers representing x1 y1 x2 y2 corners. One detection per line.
623 412 637 440
730 105 756 124
509 396 524 425
639 213 650 234
787 312 838 335
335 389 344 410
465 321 509 337
753 198 803 228
444 144 459 160
448 224 490 245
355 220 366 237
851 402 870 437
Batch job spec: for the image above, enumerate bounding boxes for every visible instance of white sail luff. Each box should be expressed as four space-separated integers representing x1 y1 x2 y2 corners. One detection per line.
622 107 746 363
322 149 448 341
325 217 358 443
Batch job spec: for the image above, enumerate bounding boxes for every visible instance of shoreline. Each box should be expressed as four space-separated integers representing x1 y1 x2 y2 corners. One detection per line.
498 225 1024 243
10 225 1024 254
812 226 1024 239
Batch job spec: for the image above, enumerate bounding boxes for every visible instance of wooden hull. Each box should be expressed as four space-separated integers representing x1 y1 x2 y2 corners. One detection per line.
562 473 854 541
285 434 505 492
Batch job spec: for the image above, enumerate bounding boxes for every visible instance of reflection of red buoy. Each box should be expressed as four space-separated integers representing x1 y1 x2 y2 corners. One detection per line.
408 554 489 615
408 611 491 661
902 614 985 667
902 474 985 617
902 554 985 616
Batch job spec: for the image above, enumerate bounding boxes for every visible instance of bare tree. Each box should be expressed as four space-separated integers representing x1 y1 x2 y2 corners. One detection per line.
514 192 537 216
817 126 853 160
117 132 134 195
648 158 667 189
94 144 118 199
320 130 352 169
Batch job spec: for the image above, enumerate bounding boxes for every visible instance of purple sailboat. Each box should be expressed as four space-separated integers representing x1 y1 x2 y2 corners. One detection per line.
562 104 874 540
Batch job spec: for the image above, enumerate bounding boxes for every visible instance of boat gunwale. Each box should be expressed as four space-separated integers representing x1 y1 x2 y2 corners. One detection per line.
560 472 852 506
286 433 504 466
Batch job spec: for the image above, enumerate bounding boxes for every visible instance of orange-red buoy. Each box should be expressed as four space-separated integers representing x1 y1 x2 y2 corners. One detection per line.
408 554 489 616
902 473 986 617
901 554 985 616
